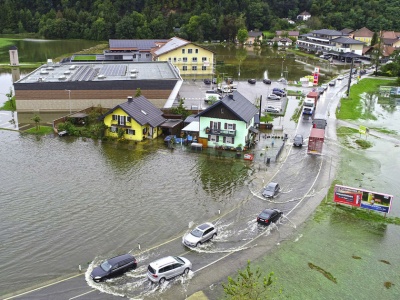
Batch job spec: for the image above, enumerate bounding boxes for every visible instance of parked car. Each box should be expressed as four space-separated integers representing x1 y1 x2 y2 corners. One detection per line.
321 84 328 90
265 106 280 113
273 88 285 93
329 80 336 86
267 94 281 100
317 87 325 95
257 208 283 226
263 78 272 84
262 182 280 198
182 222 217 247
212 78 217 84
203 78 211 85
337 75 343 80
147 256 192 284
273 90 285 97
248 78 256 84
90 254 137 283
293 134 303 147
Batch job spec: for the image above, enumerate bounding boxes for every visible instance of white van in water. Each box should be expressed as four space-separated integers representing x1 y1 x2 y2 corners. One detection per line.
204 90 222 103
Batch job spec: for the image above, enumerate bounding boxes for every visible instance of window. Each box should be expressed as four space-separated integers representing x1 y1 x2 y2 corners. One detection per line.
192 66 197 71
195 49 199 53
210 135 217 142
168 57 171 61
127 117 131 122
183 57 187 62
192 57 197 62
227 123 234 130
183 66 187 71
146 54 150 58
202 57 207 61
188 49 192 54
202 66 207 71
110 126 117 133
112 115 117 120
182 49 185 54
173 57 177 62
225 137 233 144
126 129 135 135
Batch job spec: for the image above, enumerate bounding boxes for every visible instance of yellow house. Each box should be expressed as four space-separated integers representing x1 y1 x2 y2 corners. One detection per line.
352 27 374 46
152 37 214 78
102 96 166 141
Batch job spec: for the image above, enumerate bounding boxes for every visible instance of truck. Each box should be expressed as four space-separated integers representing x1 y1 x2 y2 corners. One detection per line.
307 128 325 155
204 90 222 104
306 91 319 105
312 113 327 129
302 98 315 115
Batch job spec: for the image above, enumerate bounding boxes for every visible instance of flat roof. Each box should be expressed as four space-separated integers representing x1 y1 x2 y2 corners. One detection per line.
16 61 181 84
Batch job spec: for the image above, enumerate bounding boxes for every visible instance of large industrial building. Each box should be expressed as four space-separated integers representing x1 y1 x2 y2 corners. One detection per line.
13 60 182 112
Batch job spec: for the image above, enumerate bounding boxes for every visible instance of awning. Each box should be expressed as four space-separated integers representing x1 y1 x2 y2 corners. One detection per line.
182 121 199 132
69 112 88 118
249 126 259 134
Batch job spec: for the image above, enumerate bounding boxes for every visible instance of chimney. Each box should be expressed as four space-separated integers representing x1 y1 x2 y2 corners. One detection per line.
229 94 234 99
127 96 133 103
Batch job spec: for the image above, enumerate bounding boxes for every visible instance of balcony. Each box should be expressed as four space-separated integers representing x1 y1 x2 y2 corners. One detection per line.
208 128 236 137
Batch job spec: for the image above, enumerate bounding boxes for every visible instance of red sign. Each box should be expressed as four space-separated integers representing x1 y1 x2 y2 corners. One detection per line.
313 67 320 85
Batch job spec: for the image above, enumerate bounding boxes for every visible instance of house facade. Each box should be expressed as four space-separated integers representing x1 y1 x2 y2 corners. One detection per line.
102 96 166 141
297 11 311 21
245 30 263 45
297 29 364 55
152 37 214 78
352 27 374 46
196 91 258 149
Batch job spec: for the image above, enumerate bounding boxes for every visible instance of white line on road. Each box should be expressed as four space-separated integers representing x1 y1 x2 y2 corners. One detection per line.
3 273 84 300
69 289 95 299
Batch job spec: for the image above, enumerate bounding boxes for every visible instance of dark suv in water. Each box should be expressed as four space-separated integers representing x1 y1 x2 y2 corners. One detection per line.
90 253 137 282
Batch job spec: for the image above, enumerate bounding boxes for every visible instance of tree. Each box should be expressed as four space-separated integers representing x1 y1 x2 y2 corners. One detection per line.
237 28 248 44
170 98 190 119
371 32 378 47
222 260 276 300
135 88 142 97
31 114 41 131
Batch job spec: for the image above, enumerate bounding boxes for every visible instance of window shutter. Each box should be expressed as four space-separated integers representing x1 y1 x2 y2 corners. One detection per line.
223 137 226 143
224 123 227 129
210 121 213 128
112 114 117 120
217 136 220 142
232 137 235 144
218 122 221 129
233 124 236 130
208 135 211 141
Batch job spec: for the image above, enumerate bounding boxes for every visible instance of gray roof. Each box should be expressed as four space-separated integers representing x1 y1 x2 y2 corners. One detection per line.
104 96 166 127
313 29 345 36
16 61 180 84
153 37 190 56
197 91 258 123
248 31 263 37
109 39 168 51
332 37 365 44
184 114 199 123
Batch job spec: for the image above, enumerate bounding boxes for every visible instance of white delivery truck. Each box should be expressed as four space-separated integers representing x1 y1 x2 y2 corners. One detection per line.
205 90 222 103
302 98 315 115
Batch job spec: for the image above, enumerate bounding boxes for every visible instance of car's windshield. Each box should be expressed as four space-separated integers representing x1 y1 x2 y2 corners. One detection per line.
266 185 275 191
190 228 203 237
260 211 272 218
100 261 112 272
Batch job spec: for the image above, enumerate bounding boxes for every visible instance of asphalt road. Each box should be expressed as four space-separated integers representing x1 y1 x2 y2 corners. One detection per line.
4 77 352 300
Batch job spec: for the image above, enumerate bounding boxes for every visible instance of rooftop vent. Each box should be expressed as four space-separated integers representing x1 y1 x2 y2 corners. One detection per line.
130 74 137 78
98 74 106 79
58 75 67 80
64 71 71 75
69 65 77 70
127 96 133 102
141 110 147 115
40 70 49 75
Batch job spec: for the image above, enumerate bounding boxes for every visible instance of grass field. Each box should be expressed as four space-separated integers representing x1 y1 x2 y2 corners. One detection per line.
338 77 396 120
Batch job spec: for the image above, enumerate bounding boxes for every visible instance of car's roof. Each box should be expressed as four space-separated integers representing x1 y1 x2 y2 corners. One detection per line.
197 222 214 231
107 253 134 265
150 256 178 268
267 182 279 187
260 208 280 215
294 134 303 138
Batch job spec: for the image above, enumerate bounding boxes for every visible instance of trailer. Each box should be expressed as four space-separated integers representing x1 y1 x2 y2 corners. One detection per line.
307 128 325 155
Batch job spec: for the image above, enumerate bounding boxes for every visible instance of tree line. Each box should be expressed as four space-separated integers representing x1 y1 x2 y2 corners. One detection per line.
0 0 399 41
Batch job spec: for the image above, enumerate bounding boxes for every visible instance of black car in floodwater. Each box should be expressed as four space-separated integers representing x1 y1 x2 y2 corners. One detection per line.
91 254 137 282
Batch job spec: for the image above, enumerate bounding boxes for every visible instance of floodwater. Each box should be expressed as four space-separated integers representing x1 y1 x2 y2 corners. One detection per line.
1 38 400 298
0 131 255 296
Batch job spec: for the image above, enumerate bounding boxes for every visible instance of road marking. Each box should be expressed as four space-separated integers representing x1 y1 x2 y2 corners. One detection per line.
3 273 84 300
69 289 95 299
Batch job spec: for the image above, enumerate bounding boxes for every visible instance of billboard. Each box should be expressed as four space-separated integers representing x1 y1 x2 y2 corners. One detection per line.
333 185 393 213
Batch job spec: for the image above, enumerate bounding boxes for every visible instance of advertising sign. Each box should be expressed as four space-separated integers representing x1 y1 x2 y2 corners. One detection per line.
359 125 367 135
313 67 320 85
333 185 393 213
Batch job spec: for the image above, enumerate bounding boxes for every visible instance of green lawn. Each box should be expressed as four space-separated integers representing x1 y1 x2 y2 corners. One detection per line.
24 126 54 135
337 78 396 120
73 55 97 61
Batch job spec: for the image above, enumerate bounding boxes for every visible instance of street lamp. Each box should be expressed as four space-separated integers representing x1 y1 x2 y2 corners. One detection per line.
281 60 284 78
65 89 71 114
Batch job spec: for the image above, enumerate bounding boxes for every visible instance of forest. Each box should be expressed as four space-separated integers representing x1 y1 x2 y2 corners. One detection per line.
0 0 399 41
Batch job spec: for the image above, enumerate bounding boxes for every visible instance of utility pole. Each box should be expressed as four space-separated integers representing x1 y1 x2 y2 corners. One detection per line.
346 59 354 97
